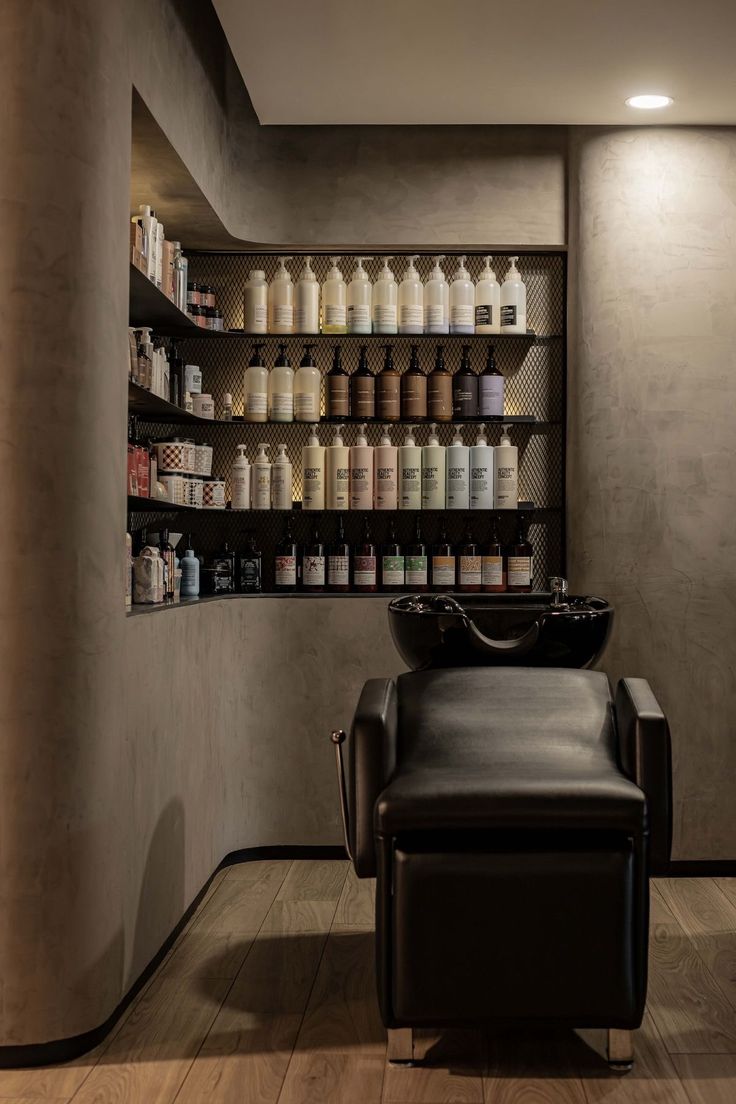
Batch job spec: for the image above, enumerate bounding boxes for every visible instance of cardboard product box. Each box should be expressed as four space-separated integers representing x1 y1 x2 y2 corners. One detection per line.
136 447 150 498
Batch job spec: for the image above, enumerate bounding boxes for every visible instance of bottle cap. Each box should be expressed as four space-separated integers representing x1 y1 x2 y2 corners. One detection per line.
402 254 420 279
327 256 344 279
378 257 395 280
452 429 464 446
434 344 446 369
223 393 233 404
352 256 370 279
480 255 496 279
453 254 470 279
409 344 420 369
256 442 271 458
275 344 290 366
248 269 266 281
358 345 370 371
500 424 512 446
382 343 395 369
403 428 416 446
429 255 446 278
460 344 472 368
331 344 343 369
331 425 344 445
275 443 288 458
307 427 320 447
299 255 316 280
236 442 248 455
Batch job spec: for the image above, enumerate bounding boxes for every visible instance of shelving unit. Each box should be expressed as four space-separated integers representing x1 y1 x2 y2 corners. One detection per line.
128 250 566 591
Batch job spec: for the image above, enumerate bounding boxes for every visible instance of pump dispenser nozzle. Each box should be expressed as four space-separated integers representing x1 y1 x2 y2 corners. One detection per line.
500 424 512 446
476 422 488 444
427 422 439 445
249 342 265 365
300 343 317 364
507 256 520 277
356 423 368 446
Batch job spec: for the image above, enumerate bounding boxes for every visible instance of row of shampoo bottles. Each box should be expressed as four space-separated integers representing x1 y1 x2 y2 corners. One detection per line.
244 342 322 423
230 442 293 510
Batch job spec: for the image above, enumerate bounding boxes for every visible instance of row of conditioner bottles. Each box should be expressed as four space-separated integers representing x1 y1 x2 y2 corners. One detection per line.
244 256 527 336
229 424 519 512
243 342 504 423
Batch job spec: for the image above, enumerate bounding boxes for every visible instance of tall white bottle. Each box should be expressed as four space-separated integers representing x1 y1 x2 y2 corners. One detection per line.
231 444 251 510
326 427 350 510
350 424 374 510
302 428 326 510
271 444 293 509
374 426 398 510
372 257 398 335
424 255 449 334
155 220 165 289
399 429 422 510
475 256 501 334
268 343 294 422
244 269 268 333
252 443 272 510
268 257 294 334
321 256 347 334
137 205 157 283
494 424 519 509
421 423 446 509
446 429 470 508
243 342 268 423
294 343 321 422
294 255 320 334
398 255 423 335
500 256 527 334
449 255 475 335
347 256 372 334
469 424 494 509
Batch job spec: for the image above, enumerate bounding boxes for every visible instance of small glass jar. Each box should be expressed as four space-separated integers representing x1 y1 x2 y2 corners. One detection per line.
186 281 201 306
211 309 224 331
201 285 216 309
204 305 218 330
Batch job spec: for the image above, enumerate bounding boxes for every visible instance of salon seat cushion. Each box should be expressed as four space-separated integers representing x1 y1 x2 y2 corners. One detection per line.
375 667 645 835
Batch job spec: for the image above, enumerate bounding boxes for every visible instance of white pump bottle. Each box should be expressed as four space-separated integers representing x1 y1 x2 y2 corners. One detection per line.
398 255 424 335
421 423 446 509
326 427 350 510
321 256 347 333
372 257 398 335
470 424 494 509
450 255 475 335
252 443 272 510
494 424 519 509
374 426 398 510
268 257 294 334
244 269 268 334
446 429 470 509
294 255 320 334
350 424 374 510
230 444 251 510
347 256 372 334
271 444 293 509
399 429 422 510
500 256 527 335
475 256 500 334
424 255 449 334
302 428 326 510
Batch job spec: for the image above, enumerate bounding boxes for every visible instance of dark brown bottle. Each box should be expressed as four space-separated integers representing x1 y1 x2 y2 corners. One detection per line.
237 532 262 593
404 517 428 592
353 515 377 592
431 525 456 591
376 344 400 422
274 517 298 591
327 513 350 592
506 514 534 593
350 345 375 421
401 343 427 421
159 528 176 600
301 523 326 592
427 344 453 422
381 519 405 592
457 523 481 593
326 344 349 421
482 514 507 593
452 344 479 419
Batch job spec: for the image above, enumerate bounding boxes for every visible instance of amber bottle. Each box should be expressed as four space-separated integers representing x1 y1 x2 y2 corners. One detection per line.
404 517 428 592
506 514 534 593
401 343 428 421
353 515 377 592
457 523 481 593
431 525 456 591
427 344 453 422
381 518 405 592
376 344 401 422
481 514 507 593
350 345 375 421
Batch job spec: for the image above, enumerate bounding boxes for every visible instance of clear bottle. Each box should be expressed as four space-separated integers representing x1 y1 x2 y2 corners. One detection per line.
221 392 233 421
268 343 294 422
231 444 251 510
500 256 527 335
421 423 446 510
271 443 293 509
268 257 294 334
424 255 449 334
302 427 326 510
376 343 400 422
244 342 268 423
350 345 375 421
427 345 453 422
475 256 500 334
374 426 398 510
244 269 268 334
294 343 321 422
159 528 176 600
294 255 320 334
398 254 423 334
327 344 349 420
372 257 398 335
347 256 372 334
478 344 504 418
321 256 347 333
252 443 272 509
450 255 475 335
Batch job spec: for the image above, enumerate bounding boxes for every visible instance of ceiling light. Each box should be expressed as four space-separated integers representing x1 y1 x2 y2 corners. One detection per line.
625 94 673 110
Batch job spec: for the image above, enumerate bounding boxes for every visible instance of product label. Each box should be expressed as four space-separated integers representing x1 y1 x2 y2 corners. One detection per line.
382 556 405 586
350 467 370 493
303 470 323 509
325 304 347 326
253 470 270 508
496 467 517 507
271 474 291 510
270 392 293 416
239 558 261 589
450 305 474 327
251 303 267 327
470 467 491 507
376 470 397 509
500 304 517 327
231 472 250 510
400 304 423 328
424 305 446 328
431 556 455 587
482 556 504 587
184 365 202 394
475 304 493 327
294 392 317 417
272 305 293 327
447 474 468 507
459 555 482 586
507 555 533 587
347 304 371 330
328 555 349 586
294 306 317 329
302 555 325 586
246 392 267 415
478 377 504 416
373 305 397 327
275 555 297 586
405 556 428 585
353 555 377 586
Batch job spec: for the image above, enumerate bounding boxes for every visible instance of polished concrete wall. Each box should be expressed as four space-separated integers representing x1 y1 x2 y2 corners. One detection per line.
568 127 736 860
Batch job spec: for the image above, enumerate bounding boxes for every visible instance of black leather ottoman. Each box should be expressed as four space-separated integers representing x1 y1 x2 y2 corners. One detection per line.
332 668 671 1070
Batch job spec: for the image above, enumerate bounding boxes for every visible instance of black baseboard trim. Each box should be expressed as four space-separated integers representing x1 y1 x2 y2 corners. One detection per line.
662 859 736 877
0 844 347 1070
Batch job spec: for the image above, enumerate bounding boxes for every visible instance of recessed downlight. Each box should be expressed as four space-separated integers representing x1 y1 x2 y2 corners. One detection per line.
625 94 673 109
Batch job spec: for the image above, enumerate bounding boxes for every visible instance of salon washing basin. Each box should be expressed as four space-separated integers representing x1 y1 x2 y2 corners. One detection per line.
388 585 613 670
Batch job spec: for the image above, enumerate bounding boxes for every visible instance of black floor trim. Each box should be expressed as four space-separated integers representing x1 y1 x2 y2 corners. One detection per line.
664 859 736 877
0 844 347 1069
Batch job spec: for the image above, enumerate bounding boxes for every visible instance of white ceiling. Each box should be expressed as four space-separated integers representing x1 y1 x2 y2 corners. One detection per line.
214 0 736 125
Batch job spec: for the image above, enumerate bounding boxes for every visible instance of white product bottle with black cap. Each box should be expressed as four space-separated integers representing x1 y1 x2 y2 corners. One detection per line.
252 443 272 509
398 255 423 335
500 256 527 334
268 257 294 334
231 444 251 510
494 424 518 509
446 429 470 509
470 424 494 509
347 256 372 334
271 443 293 509
244 269 268 333
399 428 422 510
421 423 446 510
302 428 325 510
475 256 501 334
374 426 398 510
326 426 350 510
449 255 475 335
350 424 374 510
243 342 268 423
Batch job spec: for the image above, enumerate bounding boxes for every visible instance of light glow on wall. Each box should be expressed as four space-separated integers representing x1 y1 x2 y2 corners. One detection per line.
625 94 674 110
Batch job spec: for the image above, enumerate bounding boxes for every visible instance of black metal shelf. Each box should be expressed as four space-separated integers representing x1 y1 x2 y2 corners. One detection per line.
128 382 203 423
178 330 559 342
129 264 198 334
127 500 547 514
127 495 197 513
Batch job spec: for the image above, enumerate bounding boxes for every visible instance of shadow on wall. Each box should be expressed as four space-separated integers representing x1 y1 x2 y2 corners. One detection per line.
129 797 186 989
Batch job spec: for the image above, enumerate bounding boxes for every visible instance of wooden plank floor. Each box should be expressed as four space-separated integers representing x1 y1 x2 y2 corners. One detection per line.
3 866 736 1103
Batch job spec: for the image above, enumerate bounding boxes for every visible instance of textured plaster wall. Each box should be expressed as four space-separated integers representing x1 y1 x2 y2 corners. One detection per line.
568 126 736 860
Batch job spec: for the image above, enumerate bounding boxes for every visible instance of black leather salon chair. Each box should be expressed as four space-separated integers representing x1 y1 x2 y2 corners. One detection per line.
332 667 671 1070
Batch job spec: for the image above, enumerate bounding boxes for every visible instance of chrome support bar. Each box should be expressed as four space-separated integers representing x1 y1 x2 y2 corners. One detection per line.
330 729 353 863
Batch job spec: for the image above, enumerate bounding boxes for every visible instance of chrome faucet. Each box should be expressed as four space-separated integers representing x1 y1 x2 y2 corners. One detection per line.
548 577 569 607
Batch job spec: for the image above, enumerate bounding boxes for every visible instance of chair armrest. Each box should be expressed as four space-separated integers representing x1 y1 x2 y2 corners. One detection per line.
615 678 672 874
347 679 397 878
